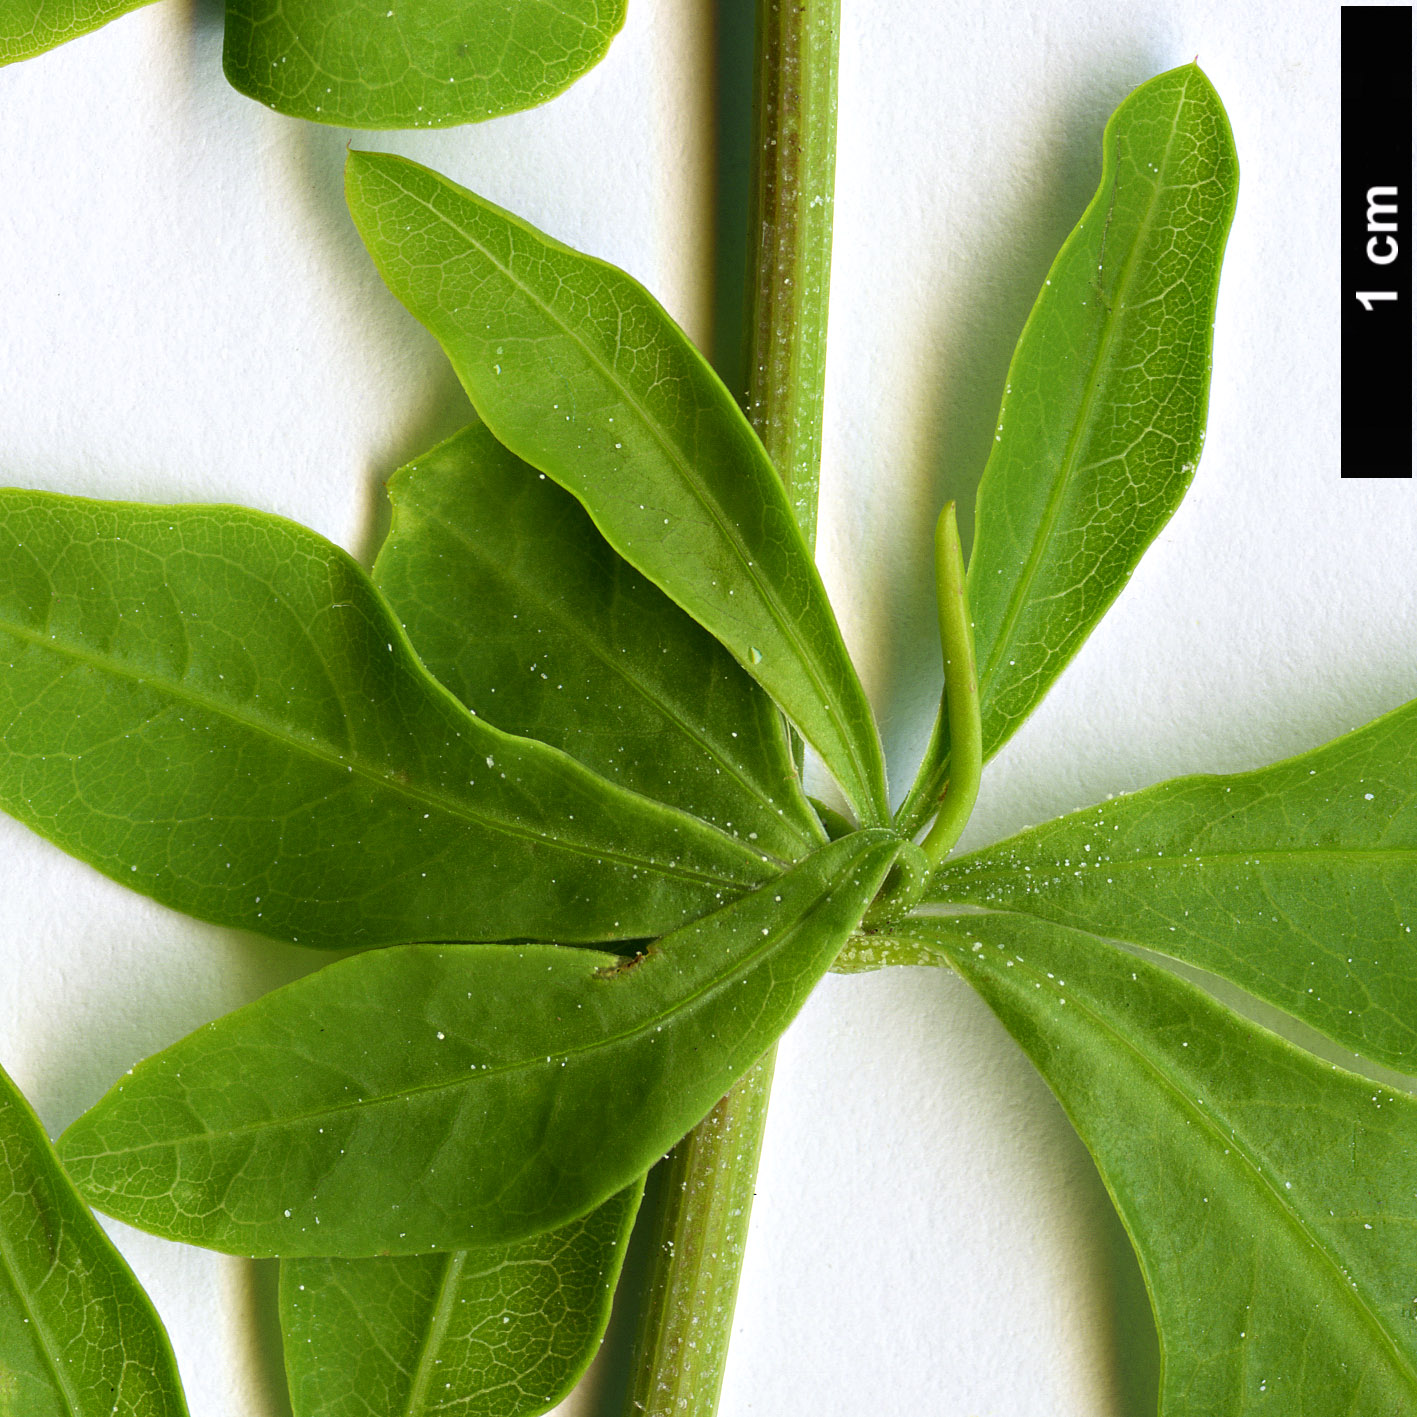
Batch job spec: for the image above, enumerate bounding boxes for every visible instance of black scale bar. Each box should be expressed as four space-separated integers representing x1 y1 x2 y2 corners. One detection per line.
1342 4 1413 476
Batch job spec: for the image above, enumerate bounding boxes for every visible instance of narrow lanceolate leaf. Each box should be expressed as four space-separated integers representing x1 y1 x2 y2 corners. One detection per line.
970 63 1237 750
898 65 1237 834
281 1180 643 1417
896 915 1417 1417
345 150 890 828
0 0 155 66
0 1060 189 1417
0 489 775 950
59 832 899 1257
223 0 625 129
373 421 822 863
930 699 1417 1071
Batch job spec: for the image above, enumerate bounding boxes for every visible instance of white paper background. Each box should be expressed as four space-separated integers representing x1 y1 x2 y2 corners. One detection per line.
0 2 1408 1414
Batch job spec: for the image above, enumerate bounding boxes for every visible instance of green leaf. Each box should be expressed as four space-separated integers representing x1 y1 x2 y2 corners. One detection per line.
891 914 1417 1417
372 421 822 863
0 488 776 950
281 1179 642 1417
223 0 625 129
0 0 155 66
898 64 1238 833
344 149 890 828
58 831 899 1257
970 63 1237 748
928 698 1417 1071
0 1060 189 1416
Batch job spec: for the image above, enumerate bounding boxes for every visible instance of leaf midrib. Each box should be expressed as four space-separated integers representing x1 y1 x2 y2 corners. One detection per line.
0 1191 85 1416
943 844 1417 887
69 846 883 1163
0 614 766 890
905 919 1417 1397
975 72 1191 705
401 1250 467 1417
399 498 813 847
369 160 886 824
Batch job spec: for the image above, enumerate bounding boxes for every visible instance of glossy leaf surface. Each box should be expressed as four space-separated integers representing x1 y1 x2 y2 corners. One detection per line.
345 150 890 827
0 489 773 950
373 421 821 863
894 914 1417 1417
900 65 1237 831
223 0 625 129
0 0 154 65
930 698 1417 1070
59 832 899 1257
0 1060 189 1416
281 1180 642 1417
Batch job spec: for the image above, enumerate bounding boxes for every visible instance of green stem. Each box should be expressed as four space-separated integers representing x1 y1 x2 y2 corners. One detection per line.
741 0 840 553
920 503 981 864
619 5 840 1415
620 1048 777 1416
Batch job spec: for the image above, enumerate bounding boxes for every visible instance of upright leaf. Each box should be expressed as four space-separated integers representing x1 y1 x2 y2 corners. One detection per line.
59 831 899 1257
970 63 1237 749
223 0 625 128
929 698 1417 1070
0 0 154 66
893 914 1417 1417
899 65 1237 832
281 1180 643 1417
344 150 890 827
0 1060 189 1417
373 422 822 863
0 489 775 949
